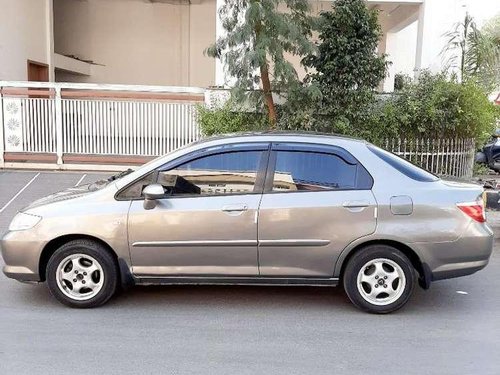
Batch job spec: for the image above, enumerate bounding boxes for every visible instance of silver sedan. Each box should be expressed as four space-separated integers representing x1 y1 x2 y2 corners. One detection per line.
1 133 494 313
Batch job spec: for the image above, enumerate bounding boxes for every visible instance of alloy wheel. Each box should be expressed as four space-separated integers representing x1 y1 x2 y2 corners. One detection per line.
356 258 406 306
55 253 105 301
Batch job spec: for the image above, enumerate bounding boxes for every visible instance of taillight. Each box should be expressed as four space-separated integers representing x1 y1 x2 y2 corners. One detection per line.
457 196 486 223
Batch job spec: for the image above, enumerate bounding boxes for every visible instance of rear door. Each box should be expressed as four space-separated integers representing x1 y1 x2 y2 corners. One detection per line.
257 143 377 277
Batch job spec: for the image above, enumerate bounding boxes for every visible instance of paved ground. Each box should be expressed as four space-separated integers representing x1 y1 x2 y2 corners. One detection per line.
0 170 499 374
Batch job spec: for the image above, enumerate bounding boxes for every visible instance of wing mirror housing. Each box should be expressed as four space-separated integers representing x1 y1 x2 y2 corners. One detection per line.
143 184 165 210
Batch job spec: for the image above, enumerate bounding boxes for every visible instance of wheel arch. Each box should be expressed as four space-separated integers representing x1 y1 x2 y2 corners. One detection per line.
38 234 134 288
337 239 430 289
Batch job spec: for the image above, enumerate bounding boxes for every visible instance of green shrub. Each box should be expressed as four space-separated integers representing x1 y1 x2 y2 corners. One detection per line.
198 73 499 144
457 80 499 143
393 74 411 91
195 103 268 136
373 72 498 144
473 162 490 176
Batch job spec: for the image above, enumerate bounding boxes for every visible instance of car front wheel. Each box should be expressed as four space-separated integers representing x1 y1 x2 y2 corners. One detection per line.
46 239 118 308
343 245 416 314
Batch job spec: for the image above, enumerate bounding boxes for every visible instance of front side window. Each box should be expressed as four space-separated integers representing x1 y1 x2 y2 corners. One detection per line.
116 172 155 199
271 151 363 192
161 150 263 196
117 150 265 199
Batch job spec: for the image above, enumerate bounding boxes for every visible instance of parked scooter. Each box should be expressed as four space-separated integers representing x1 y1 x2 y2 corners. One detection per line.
476 129 500 173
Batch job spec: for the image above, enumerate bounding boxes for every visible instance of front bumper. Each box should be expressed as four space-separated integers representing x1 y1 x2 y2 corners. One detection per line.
3 265 40 283
1 230 46 282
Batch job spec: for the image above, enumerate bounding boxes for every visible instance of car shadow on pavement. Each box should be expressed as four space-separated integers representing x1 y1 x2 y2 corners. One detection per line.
108 282 467 315
114 284 352 310
11 278 472 315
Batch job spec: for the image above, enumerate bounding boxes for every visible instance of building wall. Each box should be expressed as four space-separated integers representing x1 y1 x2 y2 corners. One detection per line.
414 0 464 74
189 0 218 88
53 0 216 87
0 0 52 81
391 22 419 78
378 20 419 92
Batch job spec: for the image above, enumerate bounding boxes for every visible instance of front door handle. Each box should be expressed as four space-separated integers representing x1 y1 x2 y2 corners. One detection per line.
222 204 248 213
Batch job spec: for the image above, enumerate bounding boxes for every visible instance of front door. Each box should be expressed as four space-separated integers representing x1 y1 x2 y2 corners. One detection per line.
127 145 269 277
257 143 377 277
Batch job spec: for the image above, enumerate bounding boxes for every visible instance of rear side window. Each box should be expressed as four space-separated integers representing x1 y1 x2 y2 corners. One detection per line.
271 151 372 192
367 144 439 182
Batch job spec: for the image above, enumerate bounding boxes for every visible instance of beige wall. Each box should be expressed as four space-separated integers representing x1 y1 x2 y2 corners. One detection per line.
278 1 331 82
189 0 217 88
0 0 52 81
53 0 216 87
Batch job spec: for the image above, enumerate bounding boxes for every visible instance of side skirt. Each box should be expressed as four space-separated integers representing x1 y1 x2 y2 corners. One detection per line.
135 276 339 287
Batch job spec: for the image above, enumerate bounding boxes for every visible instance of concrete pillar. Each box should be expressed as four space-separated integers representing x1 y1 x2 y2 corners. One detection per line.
376 2 421 92
414 0 465 77
46 0 55 82
414 1 427 76
381 32 397 92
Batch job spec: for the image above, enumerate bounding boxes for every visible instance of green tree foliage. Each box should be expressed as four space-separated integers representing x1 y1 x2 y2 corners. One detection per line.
442 13 500 92
286 0 387 132
196 102 267 136
199 2 498 145
197 72 498 144
483 13 500 41
370 72 498 144
481 13 500 89
206 0 316 128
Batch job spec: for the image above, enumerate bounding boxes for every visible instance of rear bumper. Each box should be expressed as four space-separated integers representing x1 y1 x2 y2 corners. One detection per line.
414 222 494 283
430 259 489 281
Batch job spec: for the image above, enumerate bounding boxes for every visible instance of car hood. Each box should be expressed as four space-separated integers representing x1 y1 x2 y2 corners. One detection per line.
21 181 110 211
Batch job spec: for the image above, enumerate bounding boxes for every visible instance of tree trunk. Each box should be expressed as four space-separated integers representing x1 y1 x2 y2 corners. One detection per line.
260 62 277 128
254 9 277 129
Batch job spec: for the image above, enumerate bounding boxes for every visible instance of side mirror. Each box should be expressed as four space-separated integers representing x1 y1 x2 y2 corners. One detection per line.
143 184 165 210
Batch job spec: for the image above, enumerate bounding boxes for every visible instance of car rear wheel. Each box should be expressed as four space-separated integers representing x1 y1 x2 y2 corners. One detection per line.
343 245 416 314
46 239 118 308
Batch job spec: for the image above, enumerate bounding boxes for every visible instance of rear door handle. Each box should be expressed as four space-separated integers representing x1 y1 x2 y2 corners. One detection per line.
342 200 370 210
222 204 248 213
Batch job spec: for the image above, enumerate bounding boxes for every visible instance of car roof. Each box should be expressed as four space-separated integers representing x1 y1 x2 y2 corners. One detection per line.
191 131 367 145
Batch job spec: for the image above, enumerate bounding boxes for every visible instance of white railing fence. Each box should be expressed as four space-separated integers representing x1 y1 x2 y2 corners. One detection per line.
0 81 476 178
384 138 476 179
13 97 56 154
0 81 206 165
61 100 199 156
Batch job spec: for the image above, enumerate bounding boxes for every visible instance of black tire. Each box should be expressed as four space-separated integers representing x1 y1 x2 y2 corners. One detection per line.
46 239 118 308
343 245 416 314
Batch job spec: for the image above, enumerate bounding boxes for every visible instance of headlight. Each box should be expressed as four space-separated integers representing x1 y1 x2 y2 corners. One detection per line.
9 212 42 231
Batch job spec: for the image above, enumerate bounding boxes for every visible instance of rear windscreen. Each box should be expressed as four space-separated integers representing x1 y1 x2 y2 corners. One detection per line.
367 144 439 182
